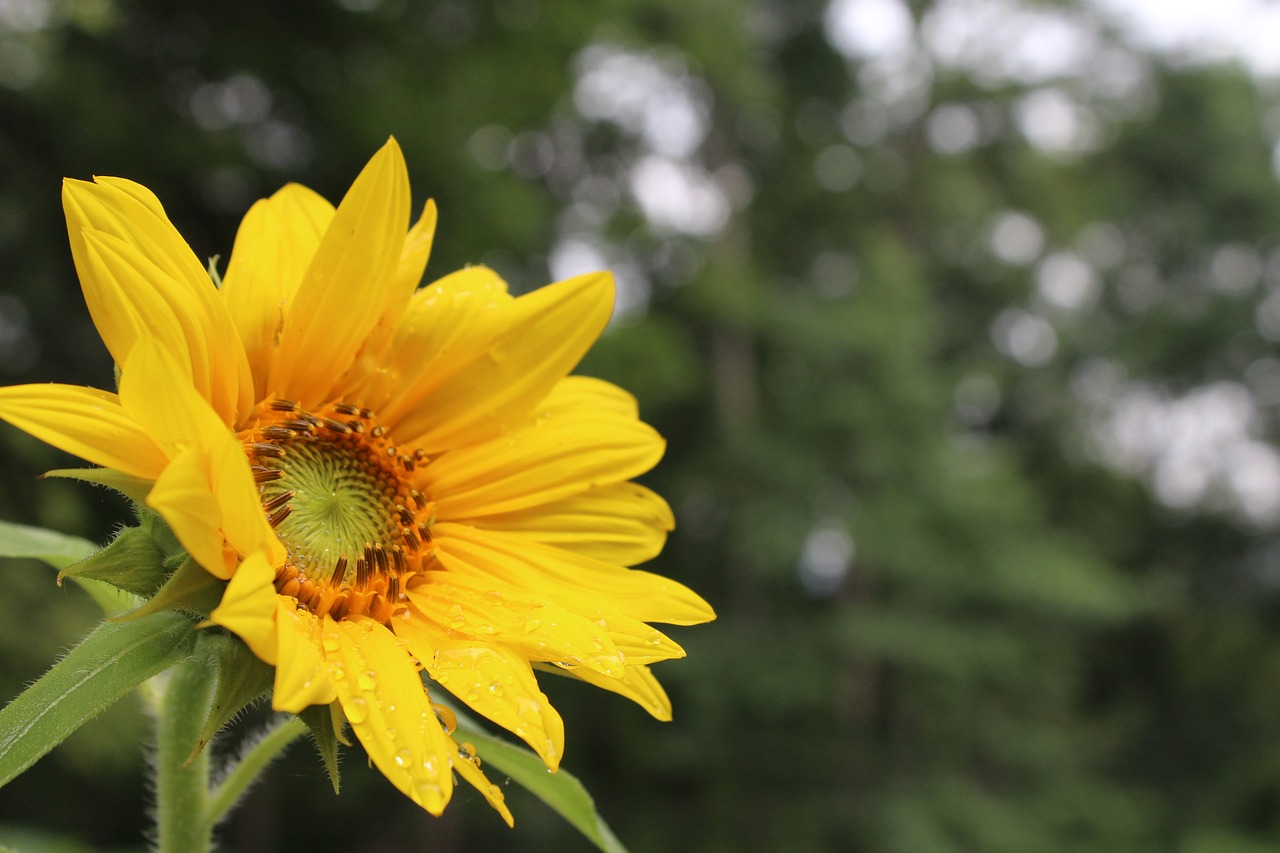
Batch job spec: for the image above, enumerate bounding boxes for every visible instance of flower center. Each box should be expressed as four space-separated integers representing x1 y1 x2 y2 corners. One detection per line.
241 399 435 624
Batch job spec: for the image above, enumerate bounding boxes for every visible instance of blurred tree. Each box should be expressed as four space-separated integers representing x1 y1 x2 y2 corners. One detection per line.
7 0 1280 851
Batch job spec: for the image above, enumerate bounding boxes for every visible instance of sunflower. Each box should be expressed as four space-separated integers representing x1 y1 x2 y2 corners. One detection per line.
0 138 713 823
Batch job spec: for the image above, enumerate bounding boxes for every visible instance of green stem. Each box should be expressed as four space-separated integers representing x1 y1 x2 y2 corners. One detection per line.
154 658 215 853
204 716 306 829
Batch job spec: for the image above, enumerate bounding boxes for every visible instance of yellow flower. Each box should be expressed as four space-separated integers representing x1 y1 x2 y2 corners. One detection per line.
0 138 714 823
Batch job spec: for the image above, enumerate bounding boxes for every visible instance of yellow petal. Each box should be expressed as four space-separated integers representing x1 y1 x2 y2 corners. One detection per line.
77 229 196 382
269 138 410 406
271 600 337 711
347 265 512 418
421 398 665 519
392 200 438 296
220 183 335 401
0 384 166 480
394 272 615 452
395 619 565 770
405 573 629 679
324 616 455 815
553 664 673 721
461 480 673 566
431 524 715 625
448 738 514 826
146 448 233 578
63 178 254 424
205 431 285 566
117 338 229 457
206 550 277 663
122 342 283 568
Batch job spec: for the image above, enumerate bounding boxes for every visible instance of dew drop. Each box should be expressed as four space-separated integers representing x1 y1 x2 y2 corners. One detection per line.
489 681 504 697
484 590 503 604
415 781 444 806
432 703 458 734
458 742 477 762
321 631 342 653
523 618 542 633
345 697 368 724
394 748 413 768
358 670 377 691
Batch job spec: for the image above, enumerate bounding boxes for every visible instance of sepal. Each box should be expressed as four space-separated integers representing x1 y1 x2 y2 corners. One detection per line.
44 466 152 505
120 556 225 621
187 632 274 762
57 526 166 597
299 702 345 794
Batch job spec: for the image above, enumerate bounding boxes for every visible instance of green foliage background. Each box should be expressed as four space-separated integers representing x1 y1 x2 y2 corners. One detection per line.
3 0 1280 850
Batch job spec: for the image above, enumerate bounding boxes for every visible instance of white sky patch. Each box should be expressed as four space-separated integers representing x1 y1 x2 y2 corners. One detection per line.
797 521 855 597
1085 380 1280 525
1036 251 1100 313
827 0 1280 84
629 155 730 237
989 210 1046 266
991 308 1057 367
1090 0 1280 77
824 0 916 60
574 45 709 159
920 0 1101 84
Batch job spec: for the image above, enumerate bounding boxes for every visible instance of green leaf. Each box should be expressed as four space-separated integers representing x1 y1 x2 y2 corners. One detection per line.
0 611 197 788
0 519 96 569
189 632 275 762
455 720 628 853
58 526 166 598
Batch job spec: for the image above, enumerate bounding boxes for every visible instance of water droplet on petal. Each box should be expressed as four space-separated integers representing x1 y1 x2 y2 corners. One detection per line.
484 590 503 604
395 748 413 768
489 681 504 697
345 697 368 723
432 703 457 734
523 619 542 633
358 670 377 691
415 781 444 806
322 631 342 653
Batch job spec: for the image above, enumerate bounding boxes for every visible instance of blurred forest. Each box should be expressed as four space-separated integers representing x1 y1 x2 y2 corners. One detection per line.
4 0 1280 850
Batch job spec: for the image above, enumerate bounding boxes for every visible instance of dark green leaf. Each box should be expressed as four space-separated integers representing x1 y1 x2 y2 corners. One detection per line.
0 520 96 569
455 721 627 853
0 611 197 788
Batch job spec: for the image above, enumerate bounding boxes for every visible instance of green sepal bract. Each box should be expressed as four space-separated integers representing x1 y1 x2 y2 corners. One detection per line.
299 702 344 794
120 556 225 621
187 632 275 763
57 526 166 598
44 466 153 506
0 611 197 789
